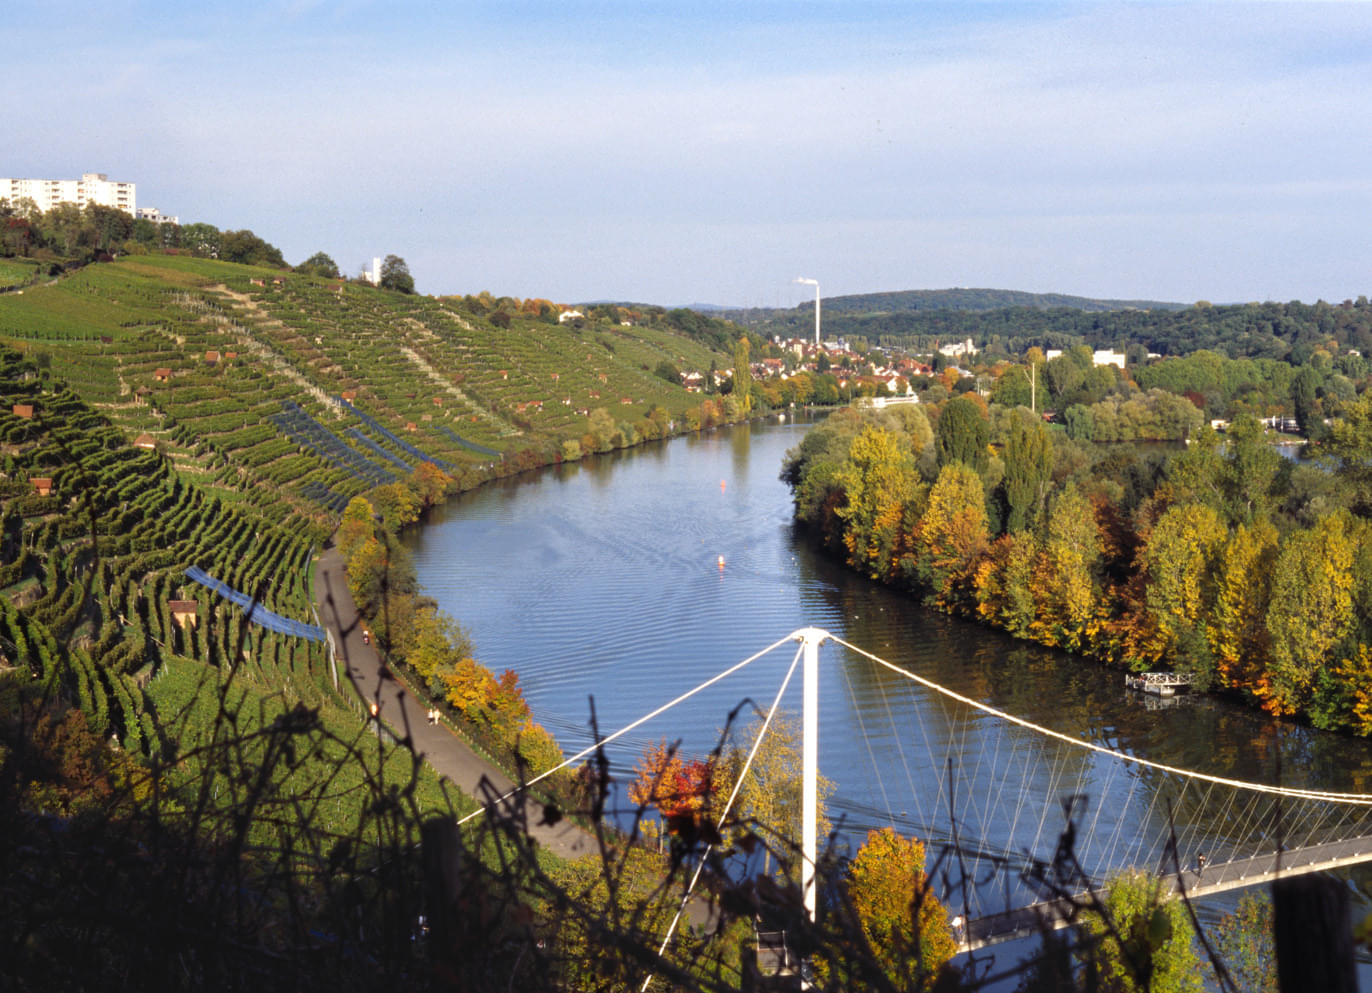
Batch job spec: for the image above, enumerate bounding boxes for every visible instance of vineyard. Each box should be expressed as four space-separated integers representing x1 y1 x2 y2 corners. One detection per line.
0 253 738 810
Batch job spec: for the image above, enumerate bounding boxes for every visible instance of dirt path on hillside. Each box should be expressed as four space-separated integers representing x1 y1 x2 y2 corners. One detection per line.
312 543 595 859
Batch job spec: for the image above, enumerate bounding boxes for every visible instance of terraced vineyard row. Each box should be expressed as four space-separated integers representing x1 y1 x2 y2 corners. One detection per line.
0 347 344 758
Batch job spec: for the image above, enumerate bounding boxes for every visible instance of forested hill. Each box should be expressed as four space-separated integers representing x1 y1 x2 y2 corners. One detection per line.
731 291 1372 362
804 287 1184 315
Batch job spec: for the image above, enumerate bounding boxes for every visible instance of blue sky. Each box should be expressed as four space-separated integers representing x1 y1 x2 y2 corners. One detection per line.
8 2 1372 305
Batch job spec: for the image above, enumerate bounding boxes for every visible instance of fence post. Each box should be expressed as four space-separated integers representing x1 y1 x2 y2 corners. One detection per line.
422 817 464 980
1273 874 1356 993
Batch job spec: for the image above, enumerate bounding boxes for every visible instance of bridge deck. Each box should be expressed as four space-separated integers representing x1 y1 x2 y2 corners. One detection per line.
961 834 1372 951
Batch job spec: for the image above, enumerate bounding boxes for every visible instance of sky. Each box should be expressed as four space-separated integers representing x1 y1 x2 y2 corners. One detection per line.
8 2 1372 306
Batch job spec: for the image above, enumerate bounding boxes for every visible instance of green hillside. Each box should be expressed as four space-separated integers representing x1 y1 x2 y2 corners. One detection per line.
0 254 747 775
0 256 735 541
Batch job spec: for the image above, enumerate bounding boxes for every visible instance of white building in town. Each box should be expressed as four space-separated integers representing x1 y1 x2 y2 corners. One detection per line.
0 172 136 215
135 206 178 225
937 337 978 358
1092 349 1127 369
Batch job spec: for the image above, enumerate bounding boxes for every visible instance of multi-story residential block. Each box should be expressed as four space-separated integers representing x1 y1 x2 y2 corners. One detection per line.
0 172 136 215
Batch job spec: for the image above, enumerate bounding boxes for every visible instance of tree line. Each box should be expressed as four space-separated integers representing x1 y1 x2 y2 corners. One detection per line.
784 392 1372 733
748 295 1372 364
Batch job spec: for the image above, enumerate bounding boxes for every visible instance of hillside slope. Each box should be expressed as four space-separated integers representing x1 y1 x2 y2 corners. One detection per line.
0 256 735 542
0 256 743 770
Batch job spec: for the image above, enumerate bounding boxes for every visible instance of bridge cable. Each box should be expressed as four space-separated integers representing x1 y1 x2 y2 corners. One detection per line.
831 633 1372 805
456 632 797 826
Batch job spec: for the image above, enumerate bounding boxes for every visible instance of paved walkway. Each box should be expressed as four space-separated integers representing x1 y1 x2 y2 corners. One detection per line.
312 543 595 859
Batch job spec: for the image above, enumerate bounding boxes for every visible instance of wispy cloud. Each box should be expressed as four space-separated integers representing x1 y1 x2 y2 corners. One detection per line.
9 3 1371 302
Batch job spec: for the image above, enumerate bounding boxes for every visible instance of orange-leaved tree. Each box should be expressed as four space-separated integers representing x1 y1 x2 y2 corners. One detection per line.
630 739 718 840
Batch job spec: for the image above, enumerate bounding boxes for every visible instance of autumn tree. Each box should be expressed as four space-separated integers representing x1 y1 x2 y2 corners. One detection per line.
336 495 375 559
1207 521 1278 693
974 532 1037 637
1033 483 1101 651
1215 892 1277 993
1141 502 1227 687
719 715 832 879
409 461 452 508
846 827 956 991
398 602 473 698
630 739 719 840
835 424 924 580
1263 511 1359 715
917 461 988 608
733 337 752 412
370 481 422 532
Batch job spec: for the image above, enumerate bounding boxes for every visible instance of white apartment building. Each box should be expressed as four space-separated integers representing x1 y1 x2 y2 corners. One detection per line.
0 172 136 215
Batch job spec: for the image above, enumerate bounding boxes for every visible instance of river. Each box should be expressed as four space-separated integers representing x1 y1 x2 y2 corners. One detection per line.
405 416 1372 974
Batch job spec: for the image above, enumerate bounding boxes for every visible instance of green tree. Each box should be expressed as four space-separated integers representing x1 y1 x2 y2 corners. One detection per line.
295 251 340 278
935 395 989 474
1076 871 1203 993
846 827 956 991
1323 389 1372 515
219 229 285 267
378 254 415 294
1001 413 1053 533
1291 364 1323 436
990 366 1032 408
85 204 133 253
180 221 222 259
733 337 752 413
1219 412 1283 525
652 360 681 385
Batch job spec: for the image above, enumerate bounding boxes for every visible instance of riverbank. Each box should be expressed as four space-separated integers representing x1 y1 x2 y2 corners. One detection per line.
311 539 594 858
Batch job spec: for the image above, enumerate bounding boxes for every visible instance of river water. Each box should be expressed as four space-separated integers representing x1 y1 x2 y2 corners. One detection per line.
405 416 1372 972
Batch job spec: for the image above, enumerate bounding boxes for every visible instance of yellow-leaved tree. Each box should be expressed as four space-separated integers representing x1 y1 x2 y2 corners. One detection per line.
835 424 924 581
1264 511 1359 716
1032 483 1101 651
845 827 956 991
917 461 988 609
1141 501 1228 688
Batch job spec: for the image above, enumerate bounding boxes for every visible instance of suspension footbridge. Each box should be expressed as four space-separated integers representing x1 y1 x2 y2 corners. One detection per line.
460 628 1372 958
